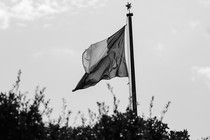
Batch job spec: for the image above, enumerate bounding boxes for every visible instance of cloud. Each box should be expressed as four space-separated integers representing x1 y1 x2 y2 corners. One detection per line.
156 43 164 52
192 66 210 88
0 0 108 29
32 48 76 58
206 27 210 35
50 48 76 56
154 43 165 54
197 0 210 6
171 28 178 34
189 21 201 30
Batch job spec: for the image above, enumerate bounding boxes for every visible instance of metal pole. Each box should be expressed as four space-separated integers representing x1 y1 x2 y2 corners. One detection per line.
127 12 137 116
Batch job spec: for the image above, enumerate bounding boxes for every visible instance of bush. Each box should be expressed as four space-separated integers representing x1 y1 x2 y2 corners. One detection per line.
0 70 48 140
0 71 191 140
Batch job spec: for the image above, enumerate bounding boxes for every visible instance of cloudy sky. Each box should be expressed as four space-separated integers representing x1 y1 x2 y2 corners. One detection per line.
0 0 210 139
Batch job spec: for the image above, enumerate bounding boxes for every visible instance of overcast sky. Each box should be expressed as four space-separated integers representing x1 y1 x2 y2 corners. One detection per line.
0 0 210 139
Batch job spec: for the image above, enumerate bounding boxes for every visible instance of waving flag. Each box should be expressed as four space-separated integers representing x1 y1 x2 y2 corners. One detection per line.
72 26 128 92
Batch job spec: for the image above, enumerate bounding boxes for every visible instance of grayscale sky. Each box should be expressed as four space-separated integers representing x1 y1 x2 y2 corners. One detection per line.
0 0 210 139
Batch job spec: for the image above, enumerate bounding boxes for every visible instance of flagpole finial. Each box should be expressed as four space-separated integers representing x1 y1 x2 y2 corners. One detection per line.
126 2 132 13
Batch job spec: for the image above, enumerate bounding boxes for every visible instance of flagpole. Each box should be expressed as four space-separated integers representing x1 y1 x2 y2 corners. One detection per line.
126 2 137 116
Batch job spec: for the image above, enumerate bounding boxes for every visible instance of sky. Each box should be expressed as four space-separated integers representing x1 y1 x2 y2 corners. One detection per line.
0 0 210 139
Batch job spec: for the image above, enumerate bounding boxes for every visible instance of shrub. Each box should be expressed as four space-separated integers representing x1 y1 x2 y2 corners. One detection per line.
0 71 191 140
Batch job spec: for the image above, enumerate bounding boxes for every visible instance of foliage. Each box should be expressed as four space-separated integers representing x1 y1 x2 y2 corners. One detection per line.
0 71 193 140
200 136 210 140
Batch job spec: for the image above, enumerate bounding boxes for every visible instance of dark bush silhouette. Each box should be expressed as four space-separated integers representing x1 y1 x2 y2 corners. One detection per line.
0 70 48 140
200 136 210 140
0 71 192 140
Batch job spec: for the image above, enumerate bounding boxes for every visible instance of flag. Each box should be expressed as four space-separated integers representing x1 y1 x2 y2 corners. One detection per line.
72 26 128 92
